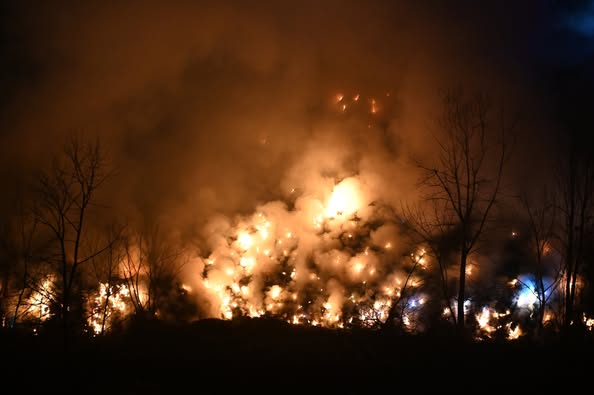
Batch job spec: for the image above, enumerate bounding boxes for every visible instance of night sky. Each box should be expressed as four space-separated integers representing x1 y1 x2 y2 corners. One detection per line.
1 0 594 333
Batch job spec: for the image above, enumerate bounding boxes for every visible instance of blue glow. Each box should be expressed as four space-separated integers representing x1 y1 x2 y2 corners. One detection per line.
564 2 594 38
513 274 554 309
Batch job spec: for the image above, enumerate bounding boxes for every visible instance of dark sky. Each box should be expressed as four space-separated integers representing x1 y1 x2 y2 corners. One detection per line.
1 0 593 238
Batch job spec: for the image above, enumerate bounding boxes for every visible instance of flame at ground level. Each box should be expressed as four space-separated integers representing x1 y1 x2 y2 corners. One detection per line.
2 171 591 339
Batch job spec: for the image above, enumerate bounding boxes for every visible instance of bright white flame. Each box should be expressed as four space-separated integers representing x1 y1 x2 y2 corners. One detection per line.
583 313 594 331
507 323 522 340
269 285 282 300
237 231 253 250
325 178 363 218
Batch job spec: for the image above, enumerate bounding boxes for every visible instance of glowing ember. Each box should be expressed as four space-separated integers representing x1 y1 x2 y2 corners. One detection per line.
370 98 377 114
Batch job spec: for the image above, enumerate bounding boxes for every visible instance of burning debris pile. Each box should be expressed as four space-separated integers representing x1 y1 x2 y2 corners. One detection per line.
198 175 418 329
0 91 591 341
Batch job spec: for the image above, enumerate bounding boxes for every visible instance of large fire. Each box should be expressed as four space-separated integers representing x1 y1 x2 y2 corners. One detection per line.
2 92 591 340
7 166 589 339
198 175 415 328
195 171 579 336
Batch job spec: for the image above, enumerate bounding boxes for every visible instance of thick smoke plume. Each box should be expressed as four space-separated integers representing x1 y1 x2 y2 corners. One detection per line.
0 1 571 331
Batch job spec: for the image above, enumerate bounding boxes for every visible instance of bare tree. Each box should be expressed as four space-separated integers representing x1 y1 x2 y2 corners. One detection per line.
0 198 48 330
556 138 594 333
33 136 113 344
10 205 41 329
88 224 126 335
400 203 458 326
415 90 514 330
0 222 17 328
383 248 429 331
0 220 17 328
121 223 187 320
519 190 560 335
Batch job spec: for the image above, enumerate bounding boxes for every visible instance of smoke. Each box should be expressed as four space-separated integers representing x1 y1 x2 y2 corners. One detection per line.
0 1 571 323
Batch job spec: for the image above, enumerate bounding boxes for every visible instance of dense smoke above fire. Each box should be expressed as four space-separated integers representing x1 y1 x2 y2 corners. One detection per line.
2 1 591 338
0 1 553 224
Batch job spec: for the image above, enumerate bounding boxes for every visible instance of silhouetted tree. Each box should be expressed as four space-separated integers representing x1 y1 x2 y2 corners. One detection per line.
0 217 18 328
0 196 56 331
0 222 18 328
400 203 458 326
88 224 126 335
556 137 594 333
519 190 560 335
32 136 113 345
383 248 428 331
549 64 594 336
9 205 41 329
121 223 187 320
415 90 514 330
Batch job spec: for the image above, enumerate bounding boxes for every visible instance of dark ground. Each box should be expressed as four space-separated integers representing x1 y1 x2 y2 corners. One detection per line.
3 318 593 394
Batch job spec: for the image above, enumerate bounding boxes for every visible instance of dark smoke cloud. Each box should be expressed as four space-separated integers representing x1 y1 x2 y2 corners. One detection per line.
0 0 570 237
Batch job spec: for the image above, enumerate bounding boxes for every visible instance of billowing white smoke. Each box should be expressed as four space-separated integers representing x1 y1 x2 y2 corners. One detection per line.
195 169 421 327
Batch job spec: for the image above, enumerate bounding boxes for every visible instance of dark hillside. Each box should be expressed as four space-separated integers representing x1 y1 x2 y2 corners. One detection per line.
3 317 593 393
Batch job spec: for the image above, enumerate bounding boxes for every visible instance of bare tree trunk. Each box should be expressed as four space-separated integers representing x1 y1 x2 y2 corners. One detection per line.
520 191 556 336
457 248 468 329
33 136 112 346
437 254 456 326
569 190 589 329
0 272 8 328
412 90 513 332
12 262 29 328
100 286 110 335
536 249 546 333
384 252 423 330
563 155 576 332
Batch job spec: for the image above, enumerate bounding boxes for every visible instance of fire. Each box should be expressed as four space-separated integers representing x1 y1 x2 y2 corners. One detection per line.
237 231 253 250
353 261 364 274
542 241 552 255
507 323 522 340
5 87 589 346
325 177 363 218
411 248 427 268
7 88 570 341
181 284 192 292
269 285 282 300
476 307 494 333
27 277 54 322
583 313 594 331
8 119 578 341
370 98 377 114
87 282 133 335
198 174 414 328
